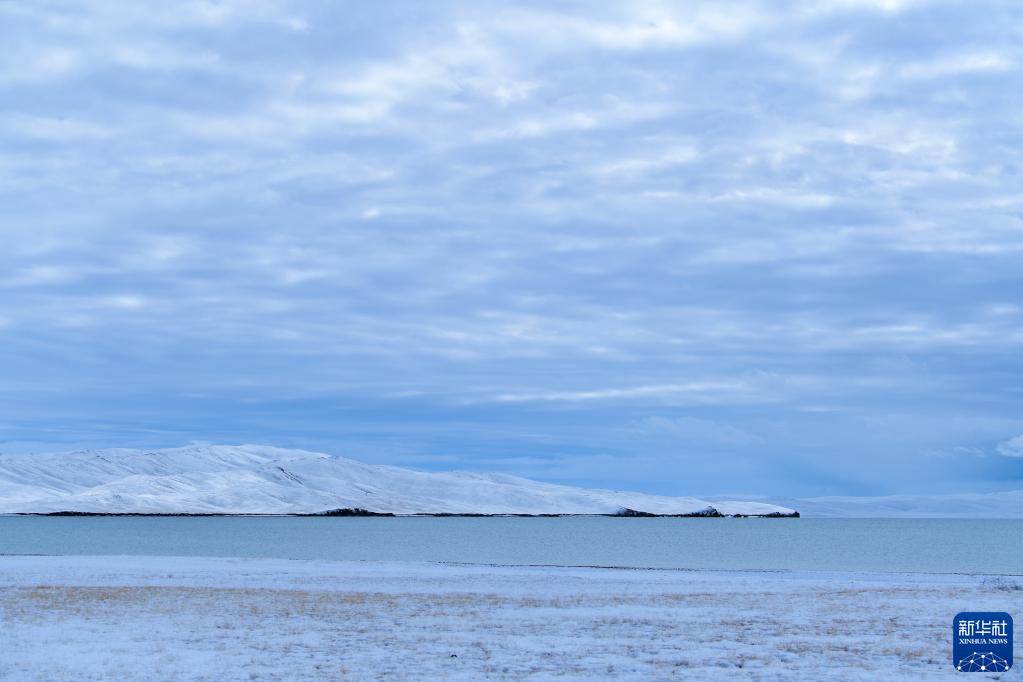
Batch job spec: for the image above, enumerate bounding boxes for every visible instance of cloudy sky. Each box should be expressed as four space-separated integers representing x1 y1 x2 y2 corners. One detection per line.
2 0 1022 497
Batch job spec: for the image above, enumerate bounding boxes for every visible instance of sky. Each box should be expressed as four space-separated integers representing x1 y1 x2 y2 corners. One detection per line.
2 0 1022 498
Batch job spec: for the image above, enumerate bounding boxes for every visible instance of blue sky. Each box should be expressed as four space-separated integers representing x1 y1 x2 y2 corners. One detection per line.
2 0 1022 497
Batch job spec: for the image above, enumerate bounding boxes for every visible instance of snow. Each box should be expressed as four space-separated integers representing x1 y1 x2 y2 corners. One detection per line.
2 555 1020 680
780 491 1023 518
0 444 794 517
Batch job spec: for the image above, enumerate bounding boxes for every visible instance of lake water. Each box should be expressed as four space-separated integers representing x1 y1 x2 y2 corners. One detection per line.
1 517 1020 574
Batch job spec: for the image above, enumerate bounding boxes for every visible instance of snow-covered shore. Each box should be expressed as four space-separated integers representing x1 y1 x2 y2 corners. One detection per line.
3 555 1020 680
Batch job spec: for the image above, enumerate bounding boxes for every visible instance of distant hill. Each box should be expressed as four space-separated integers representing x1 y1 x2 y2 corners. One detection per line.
0 444 795 517
778 491 1023 518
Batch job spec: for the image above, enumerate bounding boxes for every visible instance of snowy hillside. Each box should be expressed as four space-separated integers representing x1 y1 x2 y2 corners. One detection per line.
0 445 796 516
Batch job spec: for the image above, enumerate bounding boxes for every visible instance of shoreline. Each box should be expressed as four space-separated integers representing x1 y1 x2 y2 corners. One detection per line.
5 508 799 518
1 553 1020 577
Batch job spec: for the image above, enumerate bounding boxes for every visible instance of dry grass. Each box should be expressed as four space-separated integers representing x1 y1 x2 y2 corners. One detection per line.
3 568 1021 681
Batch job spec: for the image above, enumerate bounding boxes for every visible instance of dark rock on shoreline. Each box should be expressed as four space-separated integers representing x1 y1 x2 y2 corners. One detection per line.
315 508 395 517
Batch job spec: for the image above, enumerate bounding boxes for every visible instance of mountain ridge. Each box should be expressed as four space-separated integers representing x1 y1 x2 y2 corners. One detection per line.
0 444 797 517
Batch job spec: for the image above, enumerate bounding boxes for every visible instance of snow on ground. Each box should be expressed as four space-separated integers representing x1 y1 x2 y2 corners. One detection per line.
2 556 1020 680
0 444 793 516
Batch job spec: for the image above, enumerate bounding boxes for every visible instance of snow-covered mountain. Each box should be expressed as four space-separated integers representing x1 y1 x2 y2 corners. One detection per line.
0 444 796 516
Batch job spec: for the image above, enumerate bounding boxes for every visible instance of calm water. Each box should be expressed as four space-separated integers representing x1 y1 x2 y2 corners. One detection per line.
1 517 1020 574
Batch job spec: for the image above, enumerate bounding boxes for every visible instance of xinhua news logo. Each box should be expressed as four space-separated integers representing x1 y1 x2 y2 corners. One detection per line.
953 612 1012 673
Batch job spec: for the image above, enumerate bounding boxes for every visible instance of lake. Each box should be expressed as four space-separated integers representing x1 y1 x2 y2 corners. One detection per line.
1 516 1020 574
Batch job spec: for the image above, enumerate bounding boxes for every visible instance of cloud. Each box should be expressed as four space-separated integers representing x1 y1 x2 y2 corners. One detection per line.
637 416 761 445
815 0 919 13
898 52 1014 80
996 436 1023 458
492 382 757 404
2 0 1023 495
489 4 770 51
